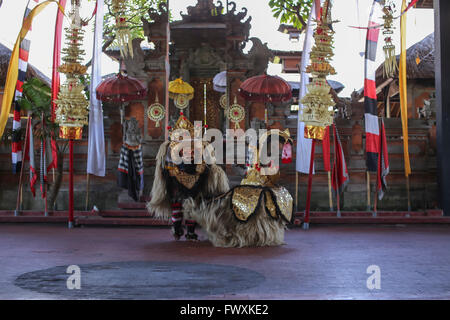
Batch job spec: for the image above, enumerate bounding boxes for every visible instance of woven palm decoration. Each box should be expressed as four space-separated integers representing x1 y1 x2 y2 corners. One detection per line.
382 1 398 78
54 0 89 140
112 0 133 58
299 0 336 140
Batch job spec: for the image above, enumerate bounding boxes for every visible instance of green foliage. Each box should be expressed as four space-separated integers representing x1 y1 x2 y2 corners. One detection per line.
79 74 91 100
16 78 58 141
268 0 313 30
100 0 167 48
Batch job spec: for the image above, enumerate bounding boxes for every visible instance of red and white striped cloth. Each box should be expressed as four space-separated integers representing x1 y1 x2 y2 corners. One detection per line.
331 124 349 195
377 119 389 200
12 0 39 174
364 0 383 172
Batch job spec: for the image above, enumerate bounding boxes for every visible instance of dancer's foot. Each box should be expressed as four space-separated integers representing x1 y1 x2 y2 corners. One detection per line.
185 232 199 241
171 224 184 241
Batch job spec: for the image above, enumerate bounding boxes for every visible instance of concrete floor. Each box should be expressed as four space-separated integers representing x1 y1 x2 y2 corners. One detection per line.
1 224 450 300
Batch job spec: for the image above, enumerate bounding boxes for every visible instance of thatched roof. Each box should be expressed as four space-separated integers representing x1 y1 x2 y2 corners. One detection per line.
0 42 51 87
376 33 434 84
416 0 433 8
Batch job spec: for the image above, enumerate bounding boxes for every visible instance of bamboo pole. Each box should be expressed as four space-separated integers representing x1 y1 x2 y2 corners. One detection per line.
366 171 371 212
164 6 170 141
406 175 412 212
15 115 31 217
85 173 90 211
373 182 378 217
327 171 333 212
295 171 299 212
303 139 316 230
68 139 74 229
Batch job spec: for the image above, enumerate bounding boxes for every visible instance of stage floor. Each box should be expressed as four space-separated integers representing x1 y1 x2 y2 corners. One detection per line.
1 224 450 300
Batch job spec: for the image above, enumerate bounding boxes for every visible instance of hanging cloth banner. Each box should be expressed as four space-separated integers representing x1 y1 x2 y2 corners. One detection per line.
87 0 106 177
399 0 411 177
331 124 349 195
364 0 384 173
48 0 67 172
12 0 40 174
377 118 389 200
296 1 317 174
0 0 64 138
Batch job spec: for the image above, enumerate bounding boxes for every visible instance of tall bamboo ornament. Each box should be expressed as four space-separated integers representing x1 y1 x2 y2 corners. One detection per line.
54 0 89 228
382 1 398 78
298 0 336 230
204 83 207 132
111 0 133 58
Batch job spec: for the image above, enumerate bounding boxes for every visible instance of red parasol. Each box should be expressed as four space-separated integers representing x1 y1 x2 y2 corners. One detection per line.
239 74 292 103
96 73 148 103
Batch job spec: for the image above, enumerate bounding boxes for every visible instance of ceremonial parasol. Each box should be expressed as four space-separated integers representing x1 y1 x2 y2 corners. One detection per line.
239 74 292 103
168 78 194 111
213 71 227 93
239 74 292 126
96 73 148 123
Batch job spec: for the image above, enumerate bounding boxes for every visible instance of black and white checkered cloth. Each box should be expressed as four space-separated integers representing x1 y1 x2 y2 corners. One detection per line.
118 144 144 201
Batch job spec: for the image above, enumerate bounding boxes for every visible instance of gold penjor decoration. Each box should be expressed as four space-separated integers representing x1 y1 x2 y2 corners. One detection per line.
54 0 89 140
112 0 133 58
382 1 398 78
299 0 336 140
168 78 194 111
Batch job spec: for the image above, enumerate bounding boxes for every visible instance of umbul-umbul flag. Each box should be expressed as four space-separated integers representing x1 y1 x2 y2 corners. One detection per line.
331 124 349 195
12 0 40 174
87 0 106 177
364 0 383 172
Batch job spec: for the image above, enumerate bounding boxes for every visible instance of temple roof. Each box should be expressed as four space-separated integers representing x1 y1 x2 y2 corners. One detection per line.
375 32 435 84
416 0 433 8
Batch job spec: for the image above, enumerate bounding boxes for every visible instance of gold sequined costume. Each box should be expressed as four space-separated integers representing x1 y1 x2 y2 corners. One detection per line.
183 130 294 248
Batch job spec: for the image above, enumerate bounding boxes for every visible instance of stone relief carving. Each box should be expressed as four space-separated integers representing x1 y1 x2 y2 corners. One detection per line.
123 117 143 147
187 43 226 70
245 38 274 77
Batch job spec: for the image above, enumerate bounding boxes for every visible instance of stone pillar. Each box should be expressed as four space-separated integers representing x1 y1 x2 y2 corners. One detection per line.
434 0 450 215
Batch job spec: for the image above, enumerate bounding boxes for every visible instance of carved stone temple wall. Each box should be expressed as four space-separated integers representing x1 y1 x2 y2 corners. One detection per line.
0 0 439 213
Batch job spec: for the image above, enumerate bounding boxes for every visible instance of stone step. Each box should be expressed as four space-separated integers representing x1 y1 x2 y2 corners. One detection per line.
296 210 443 217
117 202 147 210
76 217 169 226
295 216 450 224
0 210 447 226
99 210 150 217
0 211 95 217
0 215 68 223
